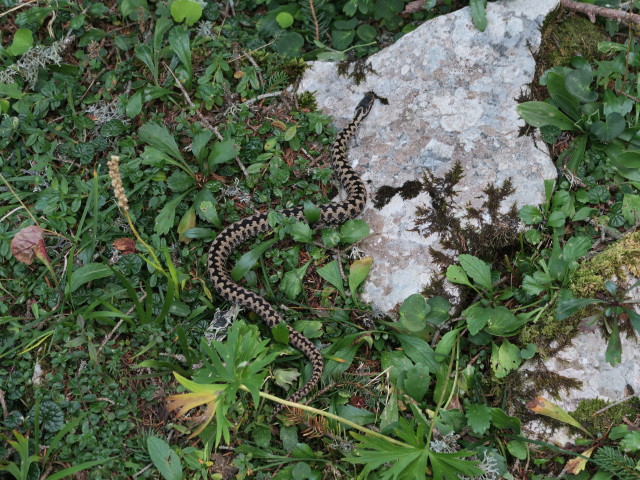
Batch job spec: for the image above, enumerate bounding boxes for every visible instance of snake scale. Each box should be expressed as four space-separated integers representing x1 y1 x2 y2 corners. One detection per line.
207 92 379 410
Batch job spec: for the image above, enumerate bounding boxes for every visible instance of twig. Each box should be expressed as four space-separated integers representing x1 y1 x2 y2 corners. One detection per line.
164 62 224 141
0 0 38 18
241 48 265 89
592 394 639 415
309 0 320 41
561 0 640 25
615 88 640 104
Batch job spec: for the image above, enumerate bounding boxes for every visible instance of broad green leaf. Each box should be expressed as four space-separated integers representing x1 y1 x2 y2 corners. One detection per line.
395 333 439 371
208 137 240 167
374 0 403 20
147 436 183 480
603 89 634 116
348 257 372 300
465 403 492 435
566 134 588 172
177 208 196 243
332 29 355 50
271 321 290 344
280 261 310 300
426 296 451 325
230 239 277 281
565 68 598 103
563 236 592 260
167 170 195 192
605 320 622 366
469 0 487 32
155 194 186 235
398 294 430 332
435 328 461 361
340 219 370 244
356 24 376 42
622 194 640 224
194 189 221 227
168 26 192 79
139 122 183 161
276 12 294 28
317 260 346 298
446 264 472 287
7 28 34 56
273 32 304 57
620 430 640 452
590 113 626 143
68 263 114 293
170 0 202 26
289 221 313 243
518 205 543 225
462 303 490 336
624 307 640 335
490 340 521 378
284 125 297 141
429 451 483 480
517 102 576 130
546 210 566 229
458 254 492 290
335 405 376 425
484 306 525 336
507 440 528 460
545 72 580 120
191 130 212 161
303 201 320 223
403 366 430 402
556 295 602 320
321 228 340 248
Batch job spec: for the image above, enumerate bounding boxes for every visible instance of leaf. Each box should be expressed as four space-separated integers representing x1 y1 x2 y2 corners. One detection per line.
357 24 376 42
507 440 528 460
395 333 440 371
526 396 591 436
565 68 598 103
348 257 372 300
446 264 472 287
435 328 460 362
566 134 588 172
11 225 47 266
518 205 543 225
170 0 202 26
317 260 346 298
556 295 602 320
463 303 490 335
167 170 195 192
622 194 640 224
177 208 196 244
321 228 340 248
605 320 622 366
490 340 521 378
191 130 212 161
208 137 240 167
7 28 34 56
194 189 221 227
340 219 370 244
620 430 640 452
398 294 430 332
563 236 592 261
403 366 430 402
484 306 525 336
562 446 593 475
590 113 626 143
139 122 183 161
273 31 304 57
155 195 184 235
429 451 483 480
289 221 313 243
271 321 290 344
545 72 581 120
168 26 192 79
517 102 576 130
465 403 492 435
332 29 355 50
458 254 492 290
335 405 376 425
374 0 403 20
469 0 487 32
276 11 294 28
303 201 320 224
280 261 310 300
230 239 277 281
147 436 183 480
426 296 451 325
68 263 114 293
284 125 297 141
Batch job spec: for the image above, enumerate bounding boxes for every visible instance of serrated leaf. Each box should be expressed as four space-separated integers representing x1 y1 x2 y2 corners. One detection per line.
317 260 345 298
139 122 183 161
518 205 543 225
289 221 313 243
271 321 290 344
167 170 195 192
465 403 492 435
208 137 240 167
155 195 184 235
458 254 492 290
490 340 521 378
446 264 472 287
280 261 310 300
194 189 221 227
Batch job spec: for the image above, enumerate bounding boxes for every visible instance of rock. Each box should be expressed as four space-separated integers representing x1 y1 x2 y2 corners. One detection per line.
521 232 640 445
298 0 559 313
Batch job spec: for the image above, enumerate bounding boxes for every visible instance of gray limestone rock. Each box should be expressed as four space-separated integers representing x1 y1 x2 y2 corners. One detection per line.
298 0 559 313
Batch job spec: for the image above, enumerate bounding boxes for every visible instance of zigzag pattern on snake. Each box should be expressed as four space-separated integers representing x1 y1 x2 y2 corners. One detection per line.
207 92 378 410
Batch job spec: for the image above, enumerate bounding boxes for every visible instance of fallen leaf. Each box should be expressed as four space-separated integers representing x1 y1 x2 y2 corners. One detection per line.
527 396 591 436
113 237 137 254
562 447 594 474
11 225 46 265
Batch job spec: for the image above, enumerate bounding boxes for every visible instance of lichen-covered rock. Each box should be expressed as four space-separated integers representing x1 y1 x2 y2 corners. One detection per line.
298 0 559 313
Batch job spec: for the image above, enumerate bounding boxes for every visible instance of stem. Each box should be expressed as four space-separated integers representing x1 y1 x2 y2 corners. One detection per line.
244 386 411 449
0 173 39 225
123 210 164 273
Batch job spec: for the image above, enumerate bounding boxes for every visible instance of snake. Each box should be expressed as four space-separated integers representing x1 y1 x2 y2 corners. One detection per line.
207 92 379 410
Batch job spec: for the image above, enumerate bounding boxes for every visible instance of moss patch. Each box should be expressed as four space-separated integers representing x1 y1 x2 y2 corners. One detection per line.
572 397 640 436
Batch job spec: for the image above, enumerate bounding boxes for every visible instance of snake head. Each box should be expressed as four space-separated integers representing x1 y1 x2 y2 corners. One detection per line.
355 91 377 117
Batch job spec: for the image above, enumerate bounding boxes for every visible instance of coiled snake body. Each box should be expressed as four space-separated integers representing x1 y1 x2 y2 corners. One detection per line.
207 92 378 409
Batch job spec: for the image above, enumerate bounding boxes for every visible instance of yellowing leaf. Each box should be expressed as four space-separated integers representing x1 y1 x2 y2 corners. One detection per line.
562 447 594 475
177 207 196 244
526 396 591 436
272 120 287 131
349 256 372 299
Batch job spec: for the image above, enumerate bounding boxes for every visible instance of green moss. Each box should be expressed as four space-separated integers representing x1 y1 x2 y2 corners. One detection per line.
337 58 376 86
538 13 610 71
297 91 318 111
571 231 640 299
572 397 640 435
281 58 307 81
